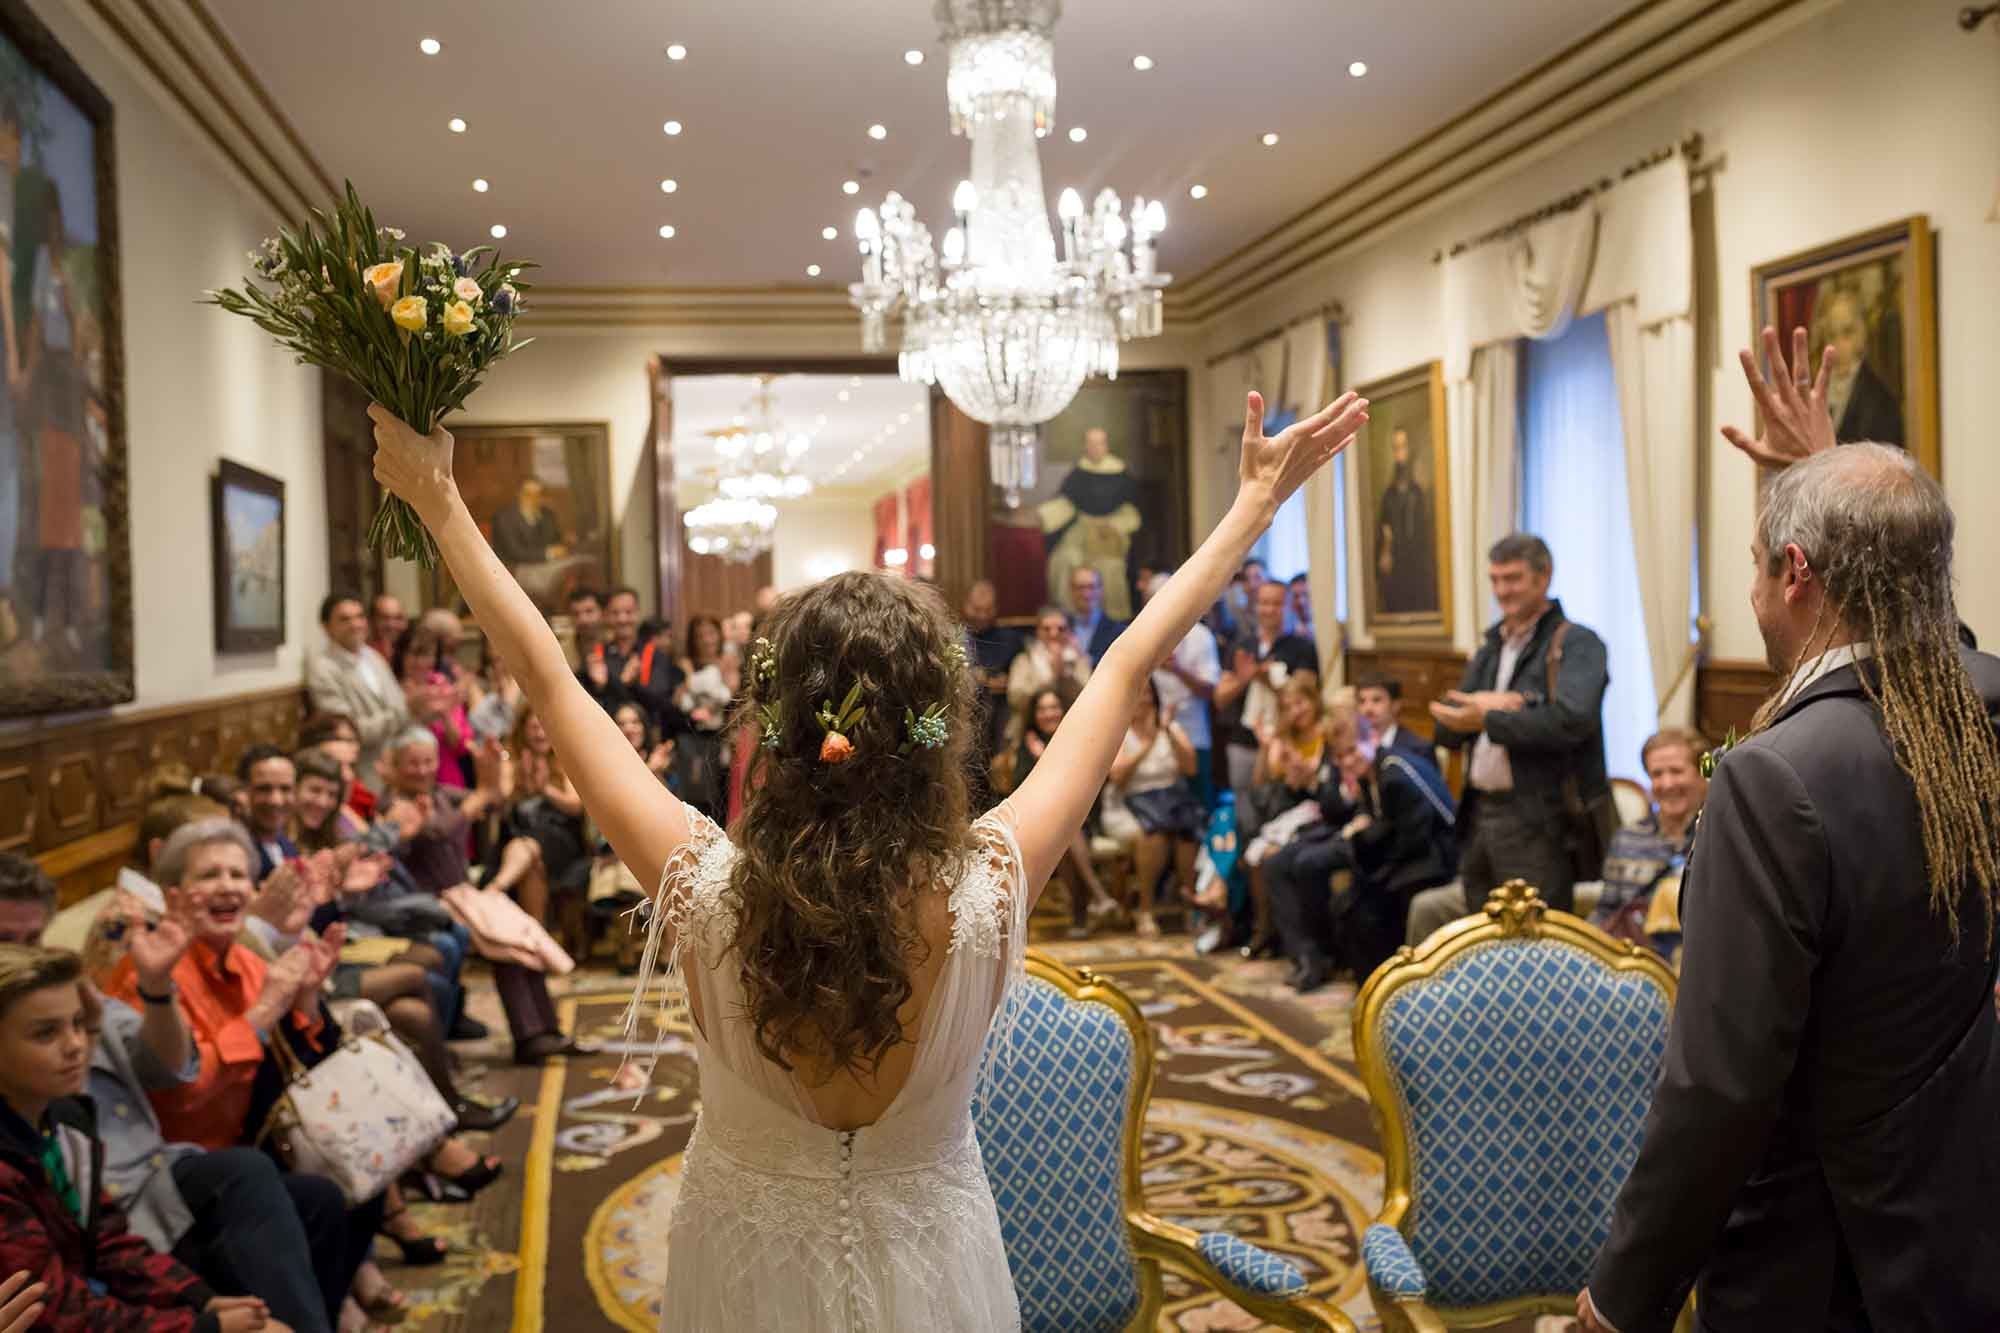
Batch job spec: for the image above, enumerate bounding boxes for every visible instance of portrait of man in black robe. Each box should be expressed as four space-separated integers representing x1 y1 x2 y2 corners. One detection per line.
1374 427 1437 615
491 477 568 567
1038 427 1142 620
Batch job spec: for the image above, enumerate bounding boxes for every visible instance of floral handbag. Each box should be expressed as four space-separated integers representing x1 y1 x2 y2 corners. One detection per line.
258 1028 457 1205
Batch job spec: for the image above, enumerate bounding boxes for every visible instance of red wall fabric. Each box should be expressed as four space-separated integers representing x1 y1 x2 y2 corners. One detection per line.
904 477 934 580
872 492 903 573
989 522 1046 617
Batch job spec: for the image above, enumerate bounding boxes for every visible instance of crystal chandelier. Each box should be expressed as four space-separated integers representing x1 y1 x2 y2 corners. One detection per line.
684 379 809 562
849 0 1170 507
684 496 777 562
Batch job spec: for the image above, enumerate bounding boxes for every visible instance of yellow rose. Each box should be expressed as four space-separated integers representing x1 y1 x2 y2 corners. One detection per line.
363 260 404 310
390 295 428 331
452 277 482 303
442 300 476 337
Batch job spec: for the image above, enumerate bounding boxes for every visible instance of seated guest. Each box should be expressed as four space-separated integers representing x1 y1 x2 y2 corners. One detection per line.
1327 721 1457 984
614 701 689 796
1353 671 1434 766
294 714 374 822
377 728 584 1065
0 944 285 1333
0 852 56 948
305 593 405 795
1239 672 1326 957
1007 606 1093 716
236 747 298 884
393 624 476 790
1284 573 1314 642
1100 675 1204 939
481 703 590 928
1146 570 1222 807
1588 728 1708 960
468 638 522 742
1067 567 1127 664
992 687 1119 934
959 580 1020 799
1214 578 1319 802
671 615 735 821
366 593 407 664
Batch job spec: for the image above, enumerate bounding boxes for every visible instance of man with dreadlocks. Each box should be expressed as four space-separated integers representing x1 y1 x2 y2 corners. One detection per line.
1579 328 2000 1333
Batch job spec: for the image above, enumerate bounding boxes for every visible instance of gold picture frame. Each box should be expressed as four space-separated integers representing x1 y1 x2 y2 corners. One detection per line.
1750 215 1938 477
1353 361 1453 645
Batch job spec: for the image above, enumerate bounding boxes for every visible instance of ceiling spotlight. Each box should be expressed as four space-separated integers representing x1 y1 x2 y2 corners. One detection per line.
1188 184 1209 199
867 123 888 140
666 43 687 60
821 226 838 240
659 224 676 238
448 117 467 133
489 224 507 239
903 49 925 65
837 390 851 402
842 180 860 195
1131 54 1154 71
1348 60 1368 77
806 264 822 276
663 119 683 135
848 376 861 386
660 179 678 194
816 414 828 426
1068 126 1087 143
418 37 441 56
472 178 489 193
1261 132 1280 146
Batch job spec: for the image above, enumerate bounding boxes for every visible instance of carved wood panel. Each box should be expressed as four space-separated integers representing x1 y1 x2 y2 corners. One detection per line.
38 740 100 850
0 746 35 854
1695 658 1778 742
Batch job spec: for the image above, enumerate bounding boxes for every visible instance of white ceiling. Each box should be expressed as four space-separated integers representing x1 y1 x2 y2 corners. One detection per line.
669 373 930 496
202 0 1636 290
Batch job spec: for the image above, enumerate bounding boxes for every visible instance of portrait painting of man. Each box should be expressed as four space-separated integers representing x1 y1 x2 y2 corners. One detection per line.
427 423 614 614
1353 361 1452 643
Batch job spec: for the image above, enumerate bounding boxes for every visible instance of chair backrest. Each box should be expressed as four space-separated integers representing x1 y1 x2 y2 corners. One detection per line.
974 962 1146 1333
1355 883 1674 1311
1609 777 1652 829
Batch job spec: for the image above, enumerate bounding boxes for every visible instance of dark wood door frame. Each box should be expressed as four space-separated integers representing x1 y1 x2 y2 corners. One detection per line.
648 355 902 631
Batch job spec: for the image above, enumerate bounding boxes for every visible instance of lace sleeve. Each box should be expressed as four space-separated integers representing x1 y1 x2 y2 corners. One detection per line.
951 802 1026 960
616 805 729 1093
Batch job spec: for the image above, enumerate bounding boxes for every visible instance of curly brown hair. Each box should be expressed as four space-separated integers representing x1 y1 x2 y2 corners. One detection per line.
728 571 976 1077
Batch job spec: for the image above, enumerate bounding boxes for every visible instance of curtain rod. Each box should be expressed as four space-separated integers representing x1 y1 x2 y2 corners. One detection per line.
1201 301 1347 369
1430 131 1706 265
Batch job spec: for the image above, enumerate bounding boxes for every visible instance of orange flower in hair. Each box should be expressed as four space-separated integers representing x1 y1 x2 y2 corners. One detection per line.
819 733 855 764
815 680 867 765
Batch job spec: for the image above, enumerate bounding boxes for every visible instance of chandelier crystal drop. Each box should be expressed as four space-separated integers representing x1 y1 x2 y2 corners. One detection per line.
850 0 1169 507
684 496 777 562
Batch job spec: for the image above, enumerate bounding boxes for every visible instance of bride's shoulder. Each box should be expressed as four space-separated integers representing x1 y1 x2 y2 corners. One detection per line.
945 805 1023 959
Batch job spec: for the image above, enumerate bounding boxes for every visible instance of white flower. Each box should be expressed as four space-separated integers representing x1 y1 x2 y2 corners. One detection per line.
453 277 482 303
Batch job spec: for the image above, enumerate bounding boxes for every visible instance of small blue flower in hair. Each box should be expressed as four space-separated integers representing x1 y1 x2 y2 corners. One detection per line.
902 703 950 754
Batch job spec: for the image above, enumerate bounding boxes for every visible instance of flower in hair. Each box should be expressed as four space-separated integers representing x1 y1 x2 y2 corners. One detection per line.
756 700 783 750
944 640 968 673
816 680 867 765
749 637 779 691
902 703 949 753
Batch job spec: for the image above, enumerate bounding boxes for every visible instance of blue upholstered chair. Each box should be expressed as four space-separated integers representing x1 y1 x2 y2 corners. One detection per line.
1350 881 1682 1332
976 950 1355 1332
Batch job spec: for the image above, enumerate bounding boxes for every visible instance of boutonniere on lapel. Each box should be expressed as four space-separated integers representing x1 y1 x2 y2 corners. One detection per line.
1698 729 1740 780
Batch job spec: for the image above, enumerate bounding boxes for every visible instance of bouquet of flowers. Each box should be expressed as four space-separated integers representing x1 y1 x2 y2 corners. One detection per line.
206 182 535 566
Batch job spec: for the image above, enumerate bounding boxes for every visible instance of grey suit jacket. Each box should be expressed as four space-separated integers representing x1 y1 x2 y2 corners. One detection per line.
1591 649 2000 1332
305 641 408 785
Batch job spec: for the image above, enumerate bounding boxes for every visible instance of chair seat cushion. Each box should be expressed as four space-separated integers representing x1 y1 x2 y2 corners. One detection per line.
1362 1223 1427 1299
1194 1232 1307 1296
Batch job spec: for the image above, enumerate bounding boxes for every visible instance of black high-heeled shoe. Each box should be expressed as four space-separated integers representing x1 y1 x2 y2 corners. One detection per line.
377 1202 448 1266
400 1153 504 1204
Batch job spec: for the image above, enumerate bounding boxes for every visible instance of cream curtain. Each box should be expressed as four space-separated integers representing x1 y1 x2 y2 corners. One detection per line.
1280 318 1344 685
1451 342 1520 631
1605 301 1697 724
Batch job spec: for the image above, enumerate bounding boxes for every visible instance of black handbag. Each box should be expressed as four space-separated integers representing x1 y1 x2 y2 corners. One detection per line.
1545 622 1619 884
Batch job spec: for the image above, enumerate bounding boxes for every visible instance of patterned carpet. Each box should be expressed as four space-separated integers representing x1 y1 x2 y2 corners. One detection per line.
371 937 1408 1331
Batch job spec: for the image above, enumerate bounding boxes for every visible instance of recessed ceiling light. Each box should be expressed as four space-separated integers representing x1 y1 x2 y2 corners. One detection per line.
1188 184 1208 199
489 224 507 239
448 117 467 133
666 43 688 61
867 124 888 140
418 37 441 56
849 377 861 386
852 450 864 462
806 264 822 277
816 414 828 426
821 226 838 240
1068 126 1087 143
1261 132 1280 146
1348 60 1368 77
842 180 860 195
903 49 925 65
663 120 683 136
837 390 851 402
472 178 489 193
1131 54 1154 71
658 224 676 238
660 178 678 193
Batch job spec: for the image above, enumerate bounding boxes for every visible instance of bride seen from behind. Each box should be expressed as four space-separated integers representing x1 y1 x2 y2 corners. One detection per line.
367 386 1366 1330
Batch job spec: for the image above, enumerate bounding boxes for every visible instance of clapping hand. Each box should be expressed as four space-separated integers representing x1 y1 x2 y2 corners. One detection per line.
1237 389 1368 508
342 849 392 896
1722 325 1836 470
249 863 312 938
249 942 315 1032
295 924 347 1007
646 740 675 777
125 906 193 994
584 653 610 689
620 653 643 686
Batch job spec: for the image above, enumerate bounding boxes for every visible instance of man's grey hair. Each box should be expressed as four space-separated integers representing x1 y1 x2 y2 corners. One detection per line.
385 725 441 759
1488 533 1553 577
1755 443 1949 581
155 817 258 889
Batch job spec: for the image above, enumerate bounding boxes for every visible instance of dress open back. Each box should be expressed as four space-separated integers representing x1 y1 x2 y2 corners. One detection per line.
628 802 1028 1332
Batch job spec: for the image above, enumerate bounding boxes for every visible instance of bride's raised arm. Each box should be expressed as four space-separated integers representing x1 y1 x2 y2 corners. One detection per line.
368 405 694 896
1005 390 1366 900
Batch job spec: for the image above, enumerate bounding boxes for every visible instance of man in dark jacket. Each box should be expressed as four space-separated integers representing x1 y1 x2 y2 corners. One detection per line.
1580 440 2000 1330
1420 533 1609 923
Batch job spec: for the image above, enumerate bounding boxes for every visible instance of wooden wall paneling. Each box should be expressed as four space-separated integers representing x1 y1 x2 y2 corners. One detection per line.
678 549 773 628
1695 658 1777 742
929 389 989 612
100 727 147 826
0 740 36 855
216 705 255 772
186 714 224 777
649 359 680 628
1347 646 1470 791
36 737 100 852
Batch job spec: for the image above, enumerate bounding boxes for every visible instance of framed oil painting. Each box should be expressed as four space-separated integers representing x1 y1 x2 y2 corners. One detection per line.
984 370 1189 622
0 0 130 717
1751 216 1938 477
425 422 616 615
1352 361 1452 644
211 460 284 653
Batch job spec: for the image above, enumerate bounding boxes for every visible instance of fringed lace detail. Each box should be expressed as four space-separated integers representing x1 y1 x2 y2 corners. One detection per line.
617 806 730 1099
965 801 1030 1118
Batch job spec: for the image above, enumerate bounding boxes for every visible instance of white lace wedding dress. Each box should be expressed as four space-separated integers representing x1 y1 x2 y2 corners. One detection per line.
623 802 1029 1332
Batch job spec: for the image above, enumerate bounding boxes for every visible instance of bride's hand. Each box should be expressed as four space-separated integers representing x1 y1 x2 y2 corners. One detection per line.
367 404 458 525
1238 390 1368 510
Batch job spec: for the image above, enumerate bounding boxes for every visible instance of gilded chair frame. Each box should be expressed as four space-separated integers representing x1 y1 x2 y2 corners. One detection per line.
1020 950 1357 1333
1348 883 1680 1333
